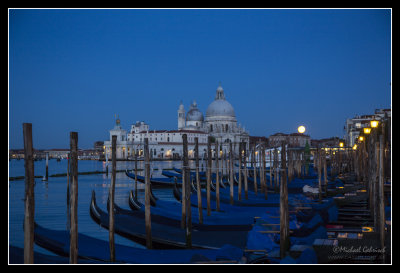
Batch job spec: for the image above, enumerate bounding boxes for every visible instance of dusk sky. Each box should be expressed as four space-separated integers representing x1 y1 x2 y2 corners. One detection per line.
9 9 391 149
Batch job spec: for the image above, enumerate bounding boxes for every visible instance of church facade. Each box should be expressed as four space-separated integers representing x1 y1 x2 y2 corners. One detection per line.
104 84 249 159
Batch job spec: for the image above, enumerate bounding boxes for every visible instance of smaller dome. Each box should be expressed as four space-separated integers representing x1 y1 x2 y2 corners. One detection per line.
186 101 204 122
178 101 185 111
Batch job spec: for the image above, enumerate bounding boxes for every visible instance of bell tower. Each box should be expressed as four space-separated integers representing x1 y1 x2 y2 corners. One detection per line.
178 101 185 130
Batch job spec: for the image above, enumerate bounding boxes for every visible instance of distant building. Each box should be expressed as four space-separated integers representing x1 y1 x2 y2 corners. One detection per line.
268 132 311 148
249 136 268 147
104 84 250 159
310 137 342 148
94 141 104 151
45 149 70 159
104 117 208 159
344 108 391 147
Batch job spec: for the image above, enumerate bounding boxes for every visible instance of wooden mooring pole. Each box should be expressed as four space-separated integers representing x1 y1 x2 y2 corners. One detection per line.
280 142 289 259
269 148 273 188
109 135 117 261
323 149 328 195
215 141 220 211
105 152 109 177
69 132 78 264
274 148 279 192
23 123 35 264
134 152 138 198
144 138 152 249
207 136 212 216
373 139 379 231
45 152 49 181
182 134 192 248
317 148 322 203
259 144 264 194
238 142 242 201
194 137 203 224
229 142 234 205
261 144 267 199
243 142 248 200
181 152 186 229
378 134 386 263
224 148 229 188
252 145 257 195
66 152 70 231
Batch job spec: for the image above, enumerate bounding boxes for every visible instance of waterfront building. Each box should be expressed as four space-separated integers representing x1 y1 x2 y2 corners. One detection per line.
344 108 391 147
310 137 342 148
45 149 70 159
104 84 249 159
268 132 311 148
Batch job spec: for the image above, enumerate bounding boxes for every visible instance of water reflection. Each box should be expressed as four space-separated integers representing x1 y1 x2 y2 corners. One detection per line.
9 159 187 254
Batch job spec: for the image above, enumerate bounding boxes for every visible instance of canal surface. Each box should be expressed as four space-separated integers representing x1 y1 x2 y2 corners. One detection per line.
9 159 203 257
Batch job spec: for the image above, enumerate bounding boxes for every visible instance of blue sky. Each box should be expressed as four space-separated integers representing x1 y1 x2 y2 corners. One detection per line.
9 9 391 149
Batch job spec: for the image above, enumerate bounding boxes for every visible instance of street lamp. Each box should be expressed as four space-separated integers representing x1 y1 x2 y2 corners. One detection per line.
339 142 344 148
358 136 364 142
298 125 306 134
363 127 371 134
353 144 357 150
370 120 379 128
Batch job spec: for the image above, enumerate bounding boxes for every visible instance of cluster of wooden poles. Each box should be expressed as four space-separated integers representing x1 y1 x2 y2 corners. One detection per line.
352 121 389 263
20 122 306 263
21 119 390 263
22 124 80 264
176 136 295 258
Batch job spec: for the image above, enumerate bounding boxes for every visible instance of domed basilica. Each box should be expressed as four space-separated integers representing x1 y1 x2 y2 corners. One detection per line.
104 84 249 159
178 84 249 146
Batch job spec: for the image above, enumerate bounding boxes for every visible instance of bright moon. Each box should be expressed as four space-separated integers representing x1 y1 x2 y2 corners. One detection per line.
298 125 306 134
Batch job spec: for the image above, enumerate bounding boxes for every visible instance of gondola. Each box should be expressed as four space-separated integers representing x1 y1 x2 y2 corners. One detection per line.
175 182 339 225
172 167 207 177
90 190 249 250
161 170 186 179
126 170 180 187
126 170 208 188
32 222 245 264
162 169 217 183
127 190 255 231
180 181 283 208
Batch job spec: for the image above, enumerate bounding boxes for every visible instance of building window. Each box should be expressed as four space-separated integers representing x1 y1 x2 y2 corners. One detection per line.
210 124 213 132
226 124 228 132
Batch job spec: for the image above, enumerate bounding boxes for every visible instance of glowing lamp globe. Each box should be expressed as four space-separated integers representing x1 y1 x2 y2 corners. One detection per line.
370 120 379 128
363 127 371 134
298 126 306 134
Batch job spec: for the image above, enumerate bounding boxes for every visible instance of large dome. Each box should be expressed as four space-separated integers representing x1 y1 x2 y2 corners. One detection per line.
205 85 236 118
206 100 235 117
186 101 204 122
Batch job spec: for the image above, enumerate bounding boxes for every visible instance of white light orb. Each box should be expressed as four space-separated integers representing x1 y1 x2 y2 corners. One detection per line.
298 125 306 134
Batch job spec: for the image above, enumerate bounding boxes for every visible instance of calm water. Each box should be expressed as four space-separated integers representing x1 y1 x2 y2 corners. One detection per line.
8 159 202 257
